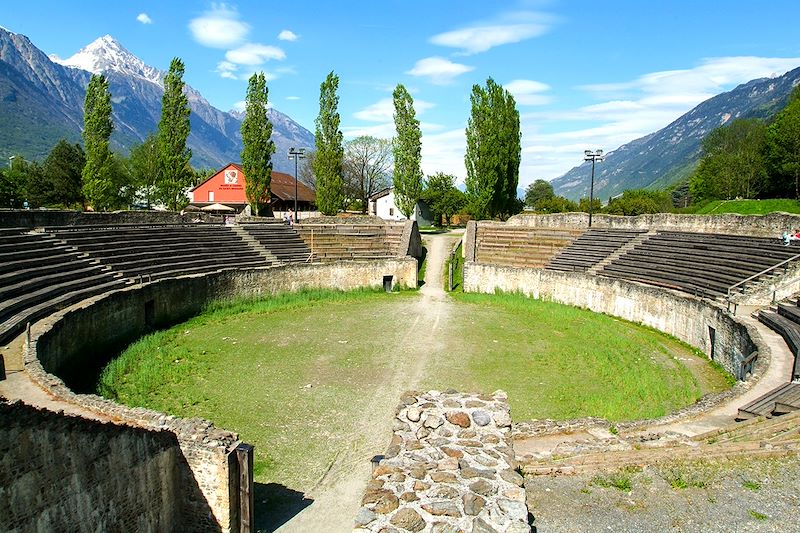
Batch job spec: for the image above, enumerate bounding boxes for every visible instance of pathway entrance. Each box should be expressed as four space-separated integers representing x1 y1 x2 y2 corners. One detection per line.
274 230 462 532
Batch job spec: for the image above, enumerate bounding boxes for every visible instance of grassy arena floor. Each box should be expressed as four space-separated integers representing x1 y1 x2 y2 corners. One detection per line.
97 289 731 493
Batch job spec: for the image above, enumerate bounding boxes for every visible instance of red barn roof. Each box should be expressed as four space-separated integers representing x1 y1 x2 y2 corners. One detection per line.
190 163 315 204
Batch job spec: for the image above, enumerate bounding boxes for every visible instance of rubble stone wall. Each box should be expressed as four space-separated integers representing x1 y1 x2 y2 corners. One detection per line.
354 390 530 533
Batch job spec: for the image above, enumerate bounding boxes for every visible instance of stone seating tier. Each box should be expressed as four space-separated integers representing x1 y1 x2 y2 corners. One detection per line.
0 275 127 346
546 229 644 272
598 231 798 297
474 227 583 269
240 224 313 263
293 224 398 263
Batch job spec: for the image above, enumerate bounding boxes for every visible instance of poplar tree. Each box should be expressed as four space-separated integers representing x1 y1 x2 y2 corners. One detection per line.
392 84 423 218
82 74 114 210
465 78 521 219
241 72 275 216
156 57 192 210
312 71 344 215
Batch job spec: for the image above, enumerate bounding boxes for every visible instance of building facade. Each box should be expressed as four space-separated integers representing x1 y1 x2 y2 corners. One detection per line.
189 163 315 214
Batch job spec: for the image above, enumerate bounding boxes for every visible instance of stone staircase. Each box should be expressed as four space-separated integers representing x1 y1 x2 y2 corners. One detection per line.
588 230 655 275
231 225 280 264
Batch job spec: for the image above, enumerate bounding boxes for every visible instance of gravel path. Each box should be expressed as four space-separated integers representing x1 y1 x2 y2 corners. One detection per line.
526 455 800 532
276 231 462 533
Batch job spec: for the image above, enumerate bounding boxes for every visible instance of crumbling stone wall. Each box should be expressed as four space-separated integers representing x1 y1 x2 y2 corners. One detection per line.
0 400 186 532
354 390 530 533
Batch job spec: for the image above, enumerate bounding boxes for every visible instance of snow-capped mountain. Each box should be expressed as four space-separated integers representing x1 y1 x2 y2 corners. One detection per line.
551 66 800 201
0 28 315 175
52 35 163 86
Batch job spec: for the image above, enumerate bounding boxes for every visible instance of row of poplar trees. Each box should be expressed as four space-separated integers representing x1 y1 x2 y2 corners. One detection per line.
82 58 191 211
309 74 521 221
310 72 425 218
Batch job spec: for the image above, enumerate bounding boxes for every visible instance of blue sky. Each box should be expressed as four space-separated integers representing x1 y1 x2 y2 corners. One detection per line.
3 1 800 188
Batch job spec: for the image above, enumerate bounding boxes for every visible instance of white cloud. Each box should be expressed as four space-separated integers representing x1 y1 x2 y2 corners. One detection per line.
407 57 473 85
353 97 435 122
136 13 152 25
504 79 551 106
232 100 246 112
430 11 553 55
286 96 300 101
189 4 250 48
225 43 286 65
421 129 467 181
278 30 298 42
215 61 238 80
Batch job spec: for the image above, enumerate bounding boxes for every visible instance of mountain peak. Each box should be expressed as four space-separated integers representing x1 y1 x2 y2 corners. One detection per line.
53 34 163 85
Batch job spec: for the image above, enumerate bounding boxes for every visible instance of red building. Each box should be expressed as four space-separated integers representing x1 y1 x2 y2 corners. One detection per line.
189 163 316 213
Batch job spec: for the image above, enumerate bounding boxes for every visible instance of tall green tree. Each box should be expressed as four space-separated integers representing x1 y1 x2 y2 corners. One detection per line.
421 172 465 226
42 140 85 208
464 78 521 219
0 158 28 209
689 118 767 201
392 84 423 218
82 73 114 210
766 85 800 198
241 72 275 216
343 136 392 213
156 57 192 210
128 133 159 208
524 179 555 209
312 71 344 215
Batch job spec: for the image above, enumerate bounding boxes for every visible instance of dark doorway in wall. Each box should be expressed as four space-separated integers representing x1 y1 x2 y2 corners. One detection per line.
145 299 155 329
708 326 716 361
383 275 393 292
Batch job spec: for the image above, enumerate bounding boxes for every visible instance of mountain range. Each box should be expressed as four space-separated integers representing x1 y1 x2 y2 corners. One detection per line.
550 66 800 201
0 28 314 176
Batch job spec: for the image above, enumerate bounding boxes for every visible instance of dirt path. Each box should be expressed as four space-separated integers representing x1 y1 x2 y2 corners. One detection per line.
276 231 462 533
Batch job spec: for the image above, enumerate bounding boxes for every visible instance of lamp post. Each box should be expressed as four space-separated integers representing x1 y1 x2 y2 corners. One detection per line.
8 155 17 169
288 147 306 224
583 149 604 227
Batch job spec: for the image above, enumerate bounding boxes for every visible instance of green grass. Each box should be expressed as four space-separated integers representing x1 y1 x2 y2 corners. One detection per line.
425 292 723 421
444 242 464 292
690 198 800 215
748 510 768 521
97 289 731 493
590 466 640 492
98 289 414 491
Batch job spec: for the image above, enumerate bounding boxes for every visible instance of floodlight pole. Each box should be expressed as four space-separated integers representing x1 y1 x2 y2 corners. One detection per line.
583 149 604 227
288 147 306 223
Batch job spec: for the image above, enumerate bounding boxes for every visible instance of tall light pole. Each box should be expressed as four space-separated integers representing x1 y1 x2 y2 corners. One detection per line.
8 155 17 169
288 147 306 223
584 149 604 227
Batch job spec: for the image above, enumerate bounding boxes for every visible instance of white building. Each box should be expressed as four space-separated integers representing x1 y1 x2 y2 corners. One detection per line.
368 188 432 225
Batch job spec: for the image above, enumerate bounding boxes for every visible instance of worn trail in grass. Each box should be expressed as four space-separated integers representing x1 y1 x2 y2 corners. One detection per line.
98 233 728 532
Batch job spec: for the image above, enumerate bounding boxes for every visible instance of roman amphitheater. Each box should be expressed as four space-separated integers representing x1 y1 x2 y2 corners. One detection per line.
2 210 800 532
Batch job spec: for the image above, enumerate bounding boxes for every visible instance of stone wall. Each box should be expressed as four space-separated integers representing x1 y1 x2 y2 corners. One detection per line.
22 258 417 531
503 212 800 237
0 400 186 532
463 263 764 382
399 220 424 259
354 390 530 533
0 208 218 228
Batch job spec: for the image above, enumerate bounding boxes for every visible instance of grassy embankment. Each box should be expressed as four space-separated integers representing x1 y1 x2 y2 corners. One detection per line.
686 199 800 215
